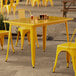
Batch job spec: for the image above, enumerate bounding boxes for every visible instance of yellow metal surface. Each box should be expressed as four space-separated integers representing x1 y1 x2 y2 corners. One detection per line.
3 16 73 67
4 16 73 27
53 29 76 76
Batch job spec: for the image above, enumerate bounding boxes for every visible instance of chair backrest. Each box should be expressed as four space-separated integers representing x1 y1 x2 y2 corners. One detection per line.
70 29 76 42
18 9 25 18
15 9 32 19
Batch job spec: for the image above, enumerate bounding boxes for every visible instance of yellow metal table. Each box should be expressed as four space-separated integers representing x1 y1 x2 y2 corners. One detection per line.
3 16 73 68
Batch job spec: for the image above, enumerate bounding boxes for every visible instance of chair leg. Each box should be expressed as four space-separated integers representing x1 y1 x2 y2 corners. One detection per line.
50 0 53 6
21 32 25 50
72 56 76 76
13 5 16 15
1 36 4 50
42 0 45 6
5 25 12 62
27 32 30 45
66 52 70 68
15 32 20 46
37 0 41 7
31 0 33 6
35 29 39 48
37 1 39 7
63 11 67 17
53 50 59 72
2 36 4 50
33 1 36 7
45 0 48 6
7 5 10 15
10 34 15 53
65 21 70 68
26 0 29 5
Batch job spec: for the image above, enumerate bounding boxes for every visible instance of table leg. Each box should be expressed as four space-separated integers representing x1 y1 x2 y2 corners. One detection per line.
5 24 12 62
30 27 36 68
43 25 47 51
65 21 70 68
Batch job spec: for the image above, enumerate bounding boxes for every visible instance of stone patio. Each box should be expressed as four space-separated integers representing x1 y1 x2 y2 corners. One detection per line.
0 0 76 76
0 39 74 76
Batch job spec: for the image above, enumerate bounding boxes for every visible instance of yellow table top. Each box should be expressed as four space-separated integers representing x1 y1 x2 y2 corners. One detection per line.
3 16 73 27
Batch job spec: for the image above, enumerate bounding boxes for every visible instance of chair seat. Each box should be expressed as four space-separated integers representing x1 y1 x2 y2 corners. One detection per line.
53 42 76 75
58 42 76 49
18 27 29 32
0 30 9 35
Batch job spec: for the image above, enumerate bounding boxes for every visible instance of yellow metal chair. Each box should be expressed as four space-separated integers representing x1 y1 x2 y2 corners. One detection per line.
0 0 9 14
53 29 76 76
5 0 19 15
1 0 19 15
0 0 16 14
0 22 14 53
0 30 14 52
9 0 19 15
45 0 53 6
15 9 39 50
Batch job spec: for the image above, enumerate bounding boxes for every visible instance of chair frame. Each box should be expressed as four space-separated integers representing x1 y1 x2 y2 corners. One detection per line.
15 9 39 50
0 0 19 14
53 29 76 76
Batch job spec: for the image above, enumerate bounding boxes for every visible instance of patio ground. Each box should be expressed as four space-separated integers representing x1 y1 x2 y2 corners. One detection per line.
0 0 76 76
0 39 74 76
